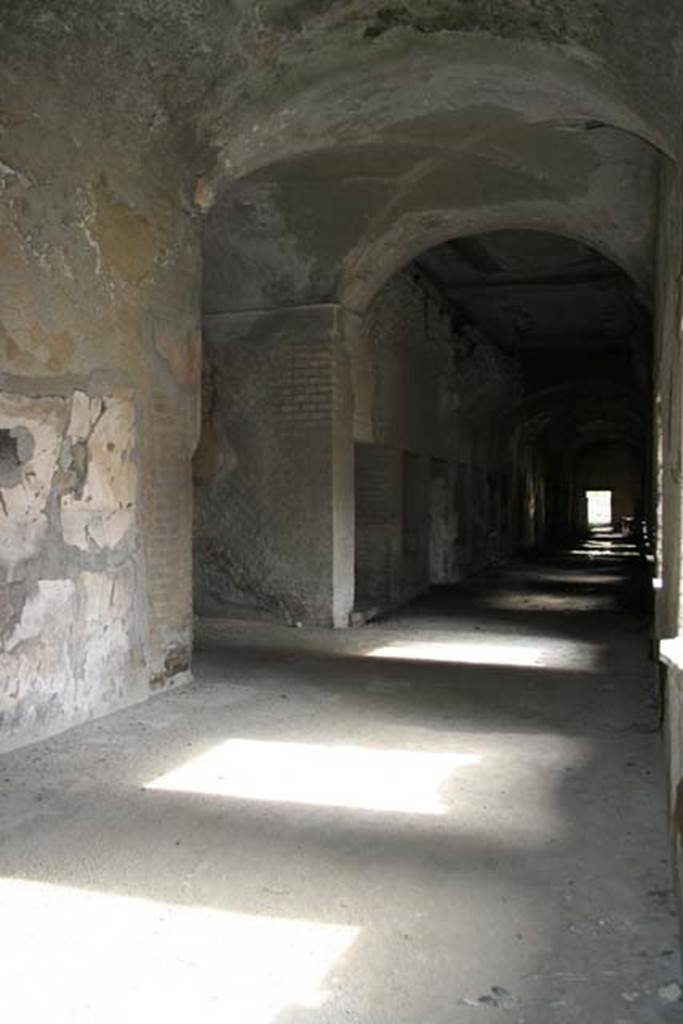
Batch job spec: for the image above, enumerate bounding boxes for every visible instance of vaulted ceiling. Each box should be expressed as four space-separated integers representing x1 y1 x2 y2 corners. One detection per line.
416 231 648 354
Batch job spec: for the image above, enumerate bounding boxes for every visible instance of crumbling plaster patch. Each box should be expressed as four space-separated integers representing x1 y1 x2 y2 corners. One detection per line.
0 388 137 567
0 384 145 751
0 566 141 747
76 566 139 706
3 578 75 656
93 177 159 287
0 393 67 575
0 577 77 740
60 390 137 552
0 10 207 753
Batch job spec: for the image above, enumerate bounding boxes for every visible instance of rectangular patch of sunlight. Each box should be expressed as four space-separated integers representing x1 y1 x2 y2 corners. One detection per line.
569 548 639 558
0 878 359 1024
365 637 600 671
147 739 481 815
366 639 546 667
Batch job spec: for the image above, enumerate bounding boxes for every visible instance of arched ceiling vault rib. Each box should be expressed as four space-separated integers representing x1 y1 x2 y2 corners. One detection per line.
338 204 657 315
207 33 674 190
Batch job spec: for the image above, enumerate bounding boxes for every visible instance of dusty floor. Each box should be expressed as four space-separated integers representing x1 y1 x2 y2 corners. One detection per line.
1 535 681 1022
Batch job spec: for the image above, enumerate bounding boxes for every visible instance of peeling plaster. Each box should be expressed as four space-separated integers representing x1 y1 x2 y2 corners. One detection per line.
0 393 66 575
60 391 136 552
0 384 143 751
4 578 75 654
0 567 142 747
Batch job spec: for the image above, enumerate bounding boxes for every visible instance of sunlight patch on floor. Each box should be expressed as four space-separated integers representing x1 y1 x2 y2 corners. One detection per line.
477 593 613 613
146 739 481 815
0 878 359 1024
364 637 599 670
367 640 545 666
569 548 639 559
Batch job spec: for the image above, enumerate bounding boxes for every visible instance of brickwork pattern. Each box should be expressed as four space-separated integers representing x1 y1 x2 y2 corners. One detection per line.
141 391 194 676
269 341 334 432
352 270 519 611
195 313 340 625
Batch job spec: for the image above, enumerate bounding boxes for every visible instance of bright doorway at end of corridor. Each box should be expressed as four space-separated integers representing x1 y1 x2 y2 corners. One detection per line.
586 490 612 527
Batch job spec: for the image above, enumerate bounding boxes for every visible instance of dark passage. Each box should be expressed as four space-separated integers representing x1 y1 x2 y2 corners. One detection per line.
349 230 652 627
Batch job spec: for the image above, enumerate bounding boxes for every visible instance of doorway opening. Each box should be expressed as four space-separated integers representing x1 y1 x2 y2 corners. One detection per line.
586 490 613 528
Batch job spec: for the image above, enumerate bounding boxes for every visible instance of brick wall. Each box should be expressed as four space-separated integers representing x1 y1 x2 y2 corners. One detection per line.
141 389 194 682
194 305 353 626
351 268 519 613
354 443 402 606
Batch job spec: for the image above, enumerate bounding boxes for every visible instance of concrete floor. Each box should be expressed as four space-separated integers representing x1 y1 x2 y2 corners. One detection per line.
1 536 681 1022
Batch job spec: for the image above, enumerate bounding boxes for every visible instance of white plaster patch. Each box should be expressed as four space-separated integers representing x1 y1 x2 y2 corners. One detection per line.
0 567 141 748
60 391 137 551
0 393 66 575
66 389 100 439
0 579 77 734
4 579 76 653
77 567 138 703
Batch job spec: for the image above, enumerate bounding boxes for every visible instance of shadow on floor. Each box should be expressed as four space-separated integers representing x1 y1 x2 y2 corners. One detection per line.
0 535 678 1022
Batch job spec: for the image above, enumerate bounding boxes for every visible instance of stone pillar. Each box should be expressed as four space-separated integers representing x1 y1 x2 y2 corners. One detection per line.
194 304 354 627
654 161 682 641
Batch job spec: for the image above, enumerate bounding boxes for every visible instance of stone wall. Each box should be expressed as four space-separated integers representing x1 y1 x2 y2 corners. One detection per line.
354 444 403 609
3 0 681 765
0 24 202 751
351 269 520 615
194 268 521 627
194 305 353 628
656 159 683 933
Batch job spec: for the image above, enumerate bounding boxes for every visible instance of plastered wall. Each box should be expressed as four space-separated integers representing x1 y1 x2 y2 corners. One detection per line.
0 53 201 752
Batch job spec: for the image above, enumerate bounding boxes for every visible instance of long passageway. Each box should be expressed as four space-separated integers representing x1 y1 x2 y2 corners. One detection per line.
0 537 680 1022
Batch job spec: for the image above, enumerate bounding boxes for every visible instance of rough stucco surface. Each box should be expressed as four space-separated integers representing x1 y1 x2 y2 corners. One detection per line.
194 305 352 627
0 386 145 749
204 125 660 318
60 393 137 553
0 395 66 572
0 8 203 750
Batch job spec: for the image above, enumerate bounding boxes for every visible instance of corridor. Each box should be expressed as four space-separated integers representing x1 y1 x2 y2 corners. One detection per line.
0 538 680 1022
